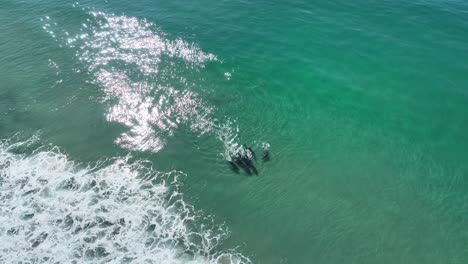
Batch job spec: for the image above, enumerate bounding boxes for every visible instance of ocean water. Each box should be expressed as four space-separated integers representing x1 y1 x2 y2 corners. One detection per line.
1 0 468 263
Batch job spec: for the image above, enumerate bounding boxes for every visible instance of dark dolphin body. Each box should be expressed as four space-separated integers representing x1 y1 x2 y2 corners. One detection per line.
247 160 258 175
232 147 258 175
228 160 240 174
262 149 270 161
244 145 256 160
242 156 257 175
234 154 252 175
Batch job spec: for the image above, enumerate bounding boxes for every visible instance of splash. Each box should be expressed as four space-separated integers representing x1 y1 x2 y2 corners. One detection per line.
0 138 250 263
43 9 241 156
261 142 270 151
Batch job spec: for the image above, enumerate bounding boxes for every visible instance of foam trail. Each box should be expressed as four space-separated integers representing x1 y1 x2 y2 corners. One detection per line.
0 138 250 263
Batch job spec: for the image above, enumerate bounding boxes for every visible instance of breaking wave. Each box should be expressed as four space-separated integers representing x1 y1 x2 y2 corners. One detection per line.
0 137 250 263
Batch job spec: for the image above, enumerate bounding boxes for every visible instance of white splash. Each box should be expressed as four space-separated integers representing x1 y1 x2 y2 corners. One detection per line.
0 138 250 263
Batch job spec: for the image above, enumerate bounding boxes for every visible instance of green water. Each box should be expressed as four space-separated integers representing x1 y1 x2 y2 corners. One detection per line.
1 0 468 263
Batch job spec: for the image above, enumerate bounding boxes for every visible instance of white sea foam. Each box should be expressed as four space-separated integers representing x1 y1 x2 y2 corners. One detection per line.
0 138 250 263
43 9 242 158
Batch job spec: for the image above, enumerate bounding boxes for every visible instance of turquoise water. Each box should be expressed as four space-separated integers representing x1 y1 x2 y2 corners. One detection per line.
1 0 468 263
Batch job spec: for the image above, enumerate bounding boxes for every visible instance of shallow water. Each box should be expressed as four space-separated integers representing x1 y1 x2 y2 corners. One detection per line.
1 0 468 263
